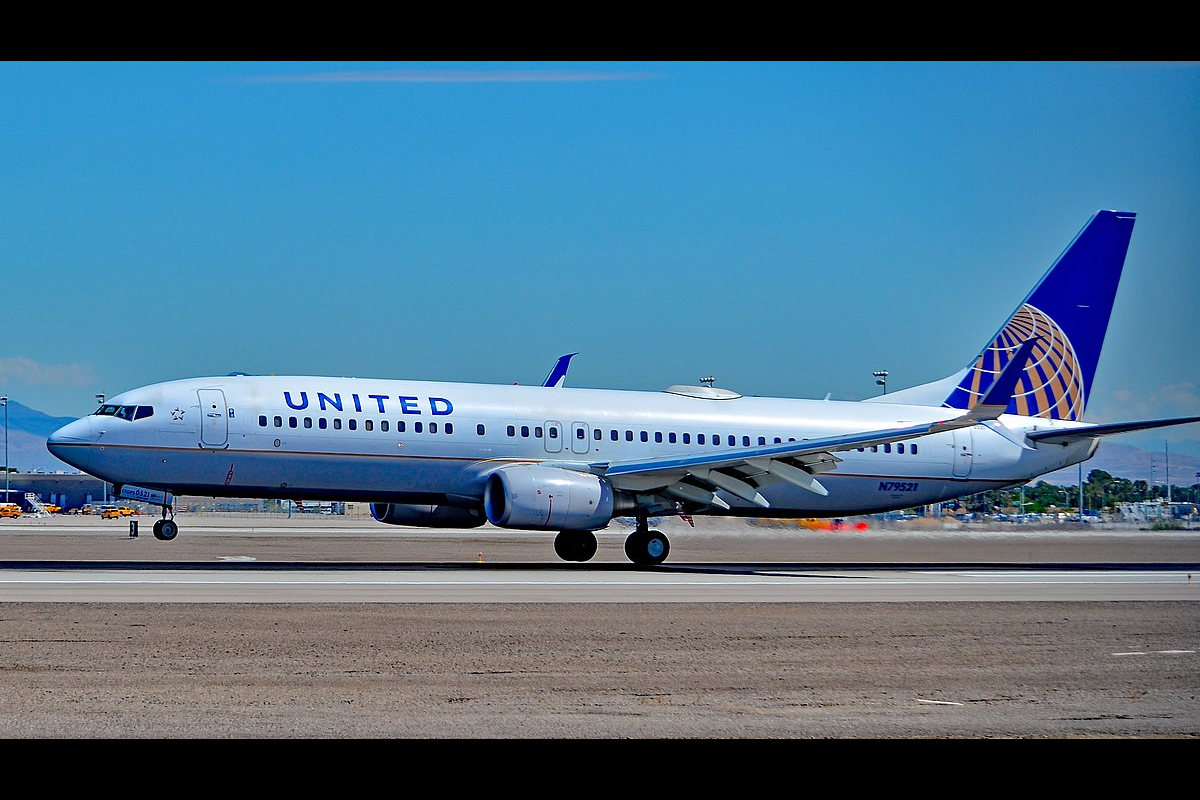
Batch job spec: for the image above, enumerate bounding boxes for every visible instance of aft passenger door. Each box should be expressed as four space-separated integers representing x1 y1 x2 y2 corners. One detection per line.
198 389 229 449
951 427 973 477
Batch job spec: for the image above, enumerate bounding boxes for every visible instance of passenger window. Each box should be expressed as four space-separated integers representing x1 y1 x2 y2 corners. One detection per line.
415 422 423 433
884 443 891 453
654 432 663 443
381 420 389 432
625 430 633 442
364 419 373 431
304 417 313 429
911 444 918 455
577 428 585 439
757 437 765 446
668 432 677 444
640 431 648 443
319 418 328 430
611 430 618 441
445 423 453 434
259 415 267 427
333 419 342 430
774 437 782 444
713 435 720 446
870 445 878 453
897 443 904 454
398 421 406 432
477 424 486 436
698 434 706 445
594 429 602 440
740 435 748 447
348 419 357 431
521 425 530 438
274 416 283 427
683 433 691 444
507 425 515 437
535 426 543 438
429 422 437 433
549 428 558 439
289 417 298 428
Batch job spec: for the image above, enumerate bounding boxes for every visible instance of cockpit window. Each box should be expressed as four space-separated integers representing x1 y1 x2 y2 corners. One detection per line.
92 404 153 420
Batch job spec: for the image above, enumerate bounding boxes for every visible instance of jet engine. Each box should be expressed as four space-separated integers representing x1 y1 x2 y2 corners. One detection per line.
483 466 618 530
369 503 486 528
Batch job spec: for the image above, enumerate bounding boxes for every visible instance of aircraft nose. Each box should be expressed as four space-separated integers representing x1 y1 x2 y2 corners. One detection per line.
46 417 94 471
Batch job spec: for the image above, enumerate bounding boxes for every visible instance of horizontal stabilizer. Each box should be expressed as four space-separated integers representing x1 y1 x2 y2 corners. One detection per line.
1027 416 1200 446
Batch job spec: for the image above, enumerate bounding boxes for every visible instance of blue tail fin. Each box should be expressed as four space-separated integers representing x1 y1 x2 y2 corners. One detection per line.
872 210 1137 419
940 210 1136 420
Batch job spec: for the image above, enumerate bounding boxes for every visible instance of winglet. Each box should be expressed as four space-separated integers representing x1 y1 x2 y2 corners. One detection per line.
542 353 577 388
931 339 1037 433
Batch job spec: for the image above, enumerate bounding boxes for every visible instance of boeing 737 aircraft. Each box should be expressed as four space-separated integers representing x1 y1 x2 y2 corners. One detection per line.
48 210 1199 564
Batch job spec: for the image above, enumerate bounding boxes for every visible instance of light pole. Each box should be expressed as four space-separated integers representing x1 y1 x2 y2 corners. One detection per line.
1 395 8 506
873 370 888 395
95 393 105 504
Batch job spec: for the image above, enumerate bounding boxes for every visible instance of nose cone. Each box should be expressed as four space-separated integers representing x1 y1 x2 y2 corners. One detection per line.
47 417 94 471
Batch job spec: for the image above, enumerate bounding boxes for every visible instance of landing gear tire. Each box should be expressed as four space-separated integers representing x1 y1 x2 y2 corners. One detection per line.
153 519 179 541
625 529 669 566
554 530 598 562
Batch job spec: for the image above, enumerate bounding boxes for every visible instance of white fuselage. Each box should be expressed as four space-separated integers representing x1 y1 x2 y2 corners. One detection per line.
47 375 1098 519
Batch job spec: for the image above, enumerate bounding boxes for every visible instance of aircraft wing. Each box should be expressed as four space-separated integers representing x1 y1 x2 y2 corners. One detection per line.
586 410 995 508
584 340 1040 509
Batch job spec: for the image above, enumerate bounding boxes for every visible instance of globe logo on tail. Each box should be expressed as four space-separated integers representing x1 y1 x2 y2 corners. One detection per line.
946 305 1084 420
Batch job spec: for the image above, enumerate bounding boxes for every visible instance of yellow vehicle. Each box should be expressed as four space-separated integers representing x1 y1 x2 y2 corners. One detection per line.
100 506 130 519
0 503 22 518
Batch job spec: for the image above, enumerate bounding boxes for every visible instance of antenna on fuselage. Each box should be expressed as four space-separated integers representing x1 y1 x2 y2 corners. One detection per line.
700 376 715 388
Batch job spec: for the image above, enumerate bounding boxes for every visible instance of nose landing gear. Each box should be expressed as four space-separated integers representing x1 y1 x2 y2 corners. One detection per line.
152 506 178 541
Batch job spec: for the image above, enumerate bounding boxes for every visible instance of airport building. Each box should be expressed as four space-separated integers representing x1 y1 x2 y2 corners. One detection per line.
1 472 109 511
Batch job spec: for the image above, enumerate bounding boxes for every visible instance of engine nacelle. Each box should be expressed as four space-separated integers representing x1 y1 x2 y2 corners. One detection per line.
370 503 485 528
483 466 616 531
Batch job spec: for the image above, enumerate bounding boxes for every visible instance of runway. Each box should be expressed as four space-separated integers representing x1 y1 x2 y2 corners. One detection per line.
1 513 1198 602
1 566 1196 603
1 515 1197 738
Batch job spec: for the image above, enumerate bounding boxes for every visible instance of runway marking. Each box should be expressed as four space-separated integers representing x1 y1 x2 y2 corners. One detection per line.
1113 650 1194 657
916 699 964 706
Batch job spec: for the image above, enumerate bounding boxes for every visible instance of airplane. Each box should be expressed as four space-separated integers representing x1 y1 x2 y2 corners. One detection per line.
47 210 1199 565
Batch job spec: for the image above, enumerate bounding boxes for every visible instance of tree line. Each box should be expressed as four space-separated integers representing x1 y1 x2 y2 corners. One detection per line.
958 469 1200 515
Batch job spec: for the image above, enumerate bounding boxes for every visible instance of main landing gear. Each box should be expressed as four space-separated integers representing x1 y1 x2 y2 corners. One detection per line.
624 510 670 566
152 505 178 541
553 510 671 566
554 530 598 562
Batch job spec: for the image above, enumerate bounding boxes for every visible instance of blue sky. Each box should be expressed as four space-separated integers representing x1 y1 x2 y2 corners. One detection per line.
2 61 1198 453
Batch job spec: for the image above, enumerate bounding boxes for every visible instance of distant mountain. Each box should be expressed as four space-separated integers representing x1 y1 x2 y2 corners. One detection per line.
2 401 80 473
1041 441 1200 487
